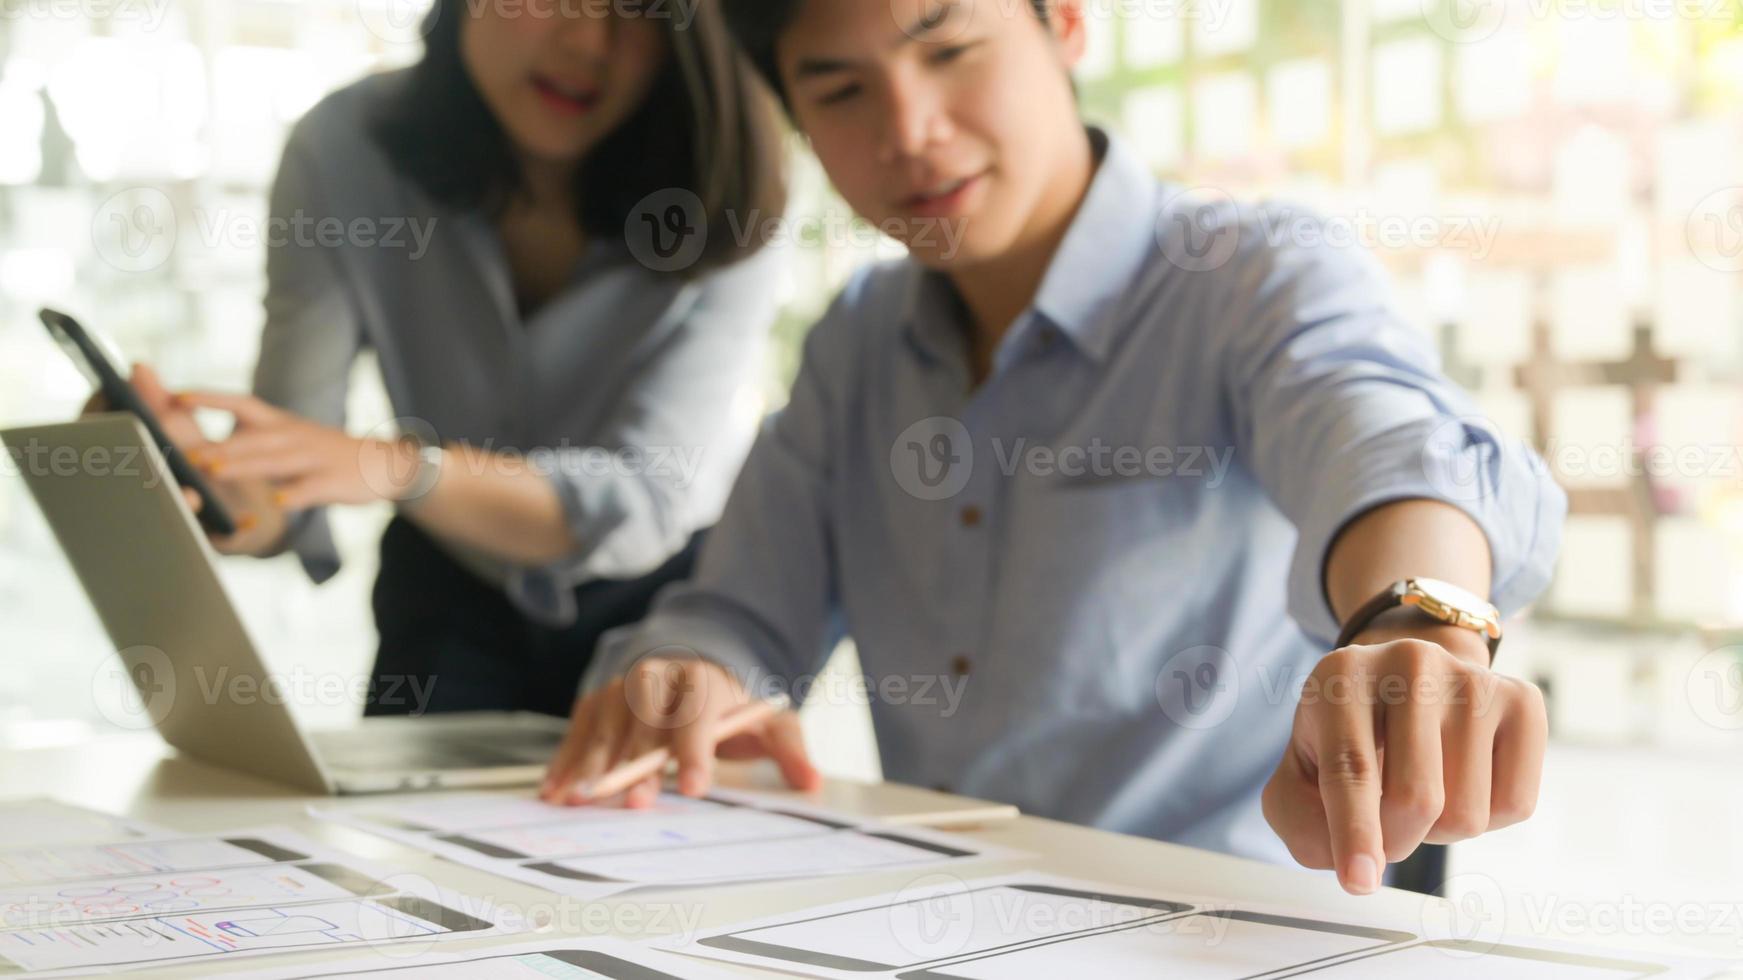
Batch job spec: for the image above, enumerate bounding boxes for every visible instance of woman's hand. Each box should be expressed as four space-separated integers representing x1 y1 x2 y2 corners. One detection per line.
175 390 422 513
81 363 201 445
81 364 285 556
182 391 587 568
190 475 290 558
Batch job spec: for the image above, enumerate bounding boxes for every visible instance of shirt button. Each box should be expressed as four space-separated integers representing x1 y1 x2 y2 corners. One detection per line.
951 654 972 677
959 505 982 528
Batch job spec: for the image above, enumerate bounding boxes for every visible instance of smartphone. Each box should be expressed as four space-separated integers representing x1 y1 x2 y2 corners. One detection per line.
41 308 238 536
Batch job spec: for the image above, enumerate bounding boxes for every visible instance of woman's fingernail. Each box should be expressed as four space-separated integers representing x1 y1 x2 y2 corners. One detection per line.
272 491 288 507
1345 853 1380 894
238 514 257 531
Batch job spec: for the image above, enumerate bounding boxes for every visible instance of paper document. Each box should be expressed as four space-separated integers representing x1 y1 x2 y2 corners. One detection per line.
0 826 518 977
217 936 746 979
0 832 308 889
0 798 166 847
314 787 1018 899
677 872 1732 980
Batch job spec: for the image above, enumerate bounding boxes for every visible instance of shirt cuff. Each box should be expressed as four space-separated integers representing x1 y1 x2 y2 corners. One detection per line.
581 610 782 700
504 568 579 629
532 446 689 579
1287 416 1566 647
285 508 341 585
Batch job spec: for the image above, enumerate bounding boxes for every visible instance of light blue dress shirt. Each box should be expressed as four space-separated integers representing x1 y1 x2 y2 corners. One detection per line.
587 128 1566 865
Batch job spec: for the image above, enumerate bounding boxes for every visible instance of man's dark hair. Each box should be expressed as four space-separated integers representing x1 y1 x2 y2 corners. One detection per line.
373 0 787 277
721 0 1052 107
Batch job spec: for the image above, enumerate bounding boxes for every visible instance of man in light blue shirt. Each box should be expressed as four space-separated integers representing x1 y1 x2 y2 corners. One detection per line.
544 0 1565 895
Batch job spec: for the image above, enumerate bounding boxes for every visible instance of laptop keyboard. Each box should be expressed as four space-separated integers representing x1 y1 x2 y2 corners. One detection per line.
311 726 560 771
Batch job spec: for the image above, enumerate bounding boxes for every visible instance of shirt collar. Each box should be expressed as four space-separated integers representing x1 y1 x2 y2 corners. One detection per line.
1029 127 1159 361
900 126 1159 367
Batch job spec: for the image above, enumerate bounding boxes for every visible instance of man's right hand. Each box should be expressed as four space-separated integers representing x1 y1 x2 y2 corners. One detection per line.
540 655 821 808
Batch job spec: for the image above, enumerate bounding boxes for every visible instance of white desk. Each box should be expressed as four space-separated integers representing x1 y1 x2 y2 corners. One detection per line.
0 734 1701 977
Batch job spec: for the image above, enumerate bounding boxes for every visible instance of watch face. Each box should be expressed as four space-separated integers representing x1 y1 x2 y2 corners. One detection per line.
1412 577 1495 618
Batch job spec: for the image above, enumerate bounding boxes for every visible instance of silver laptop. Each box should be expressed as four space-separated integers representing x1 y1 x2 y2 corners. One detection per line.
3 413 569 794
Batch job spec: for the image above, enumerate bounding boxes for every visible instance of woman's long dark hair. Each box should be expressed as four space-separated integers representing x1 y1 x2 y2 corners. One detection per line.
373 0 786 276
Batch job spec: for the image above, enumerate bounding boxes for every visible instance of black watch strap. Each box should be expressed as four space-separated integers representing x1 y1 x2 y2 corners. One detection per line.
1335 581 1502 659
1335 583 1405 650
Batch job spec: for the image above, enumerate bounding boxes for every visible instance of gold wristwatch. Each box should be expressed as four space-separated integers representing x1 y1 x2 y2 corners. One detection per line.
1335 577 1503 658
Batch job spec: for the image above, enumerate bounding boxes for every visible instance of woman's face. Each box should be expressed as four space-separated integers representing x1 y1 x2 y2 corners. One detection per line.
461 0 667 167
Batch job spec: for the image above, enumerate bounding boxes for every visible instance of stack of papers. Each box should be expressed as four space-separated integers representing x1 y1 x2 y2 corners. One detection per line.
0 819 516 977
0 798 167 846
221 936 745 979
315 788 1018 898
676 872 1732 980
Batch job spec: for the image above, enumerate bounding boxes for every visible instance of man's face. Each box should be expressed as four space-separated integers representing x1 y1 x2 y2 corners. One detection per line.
777 0 1086 269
